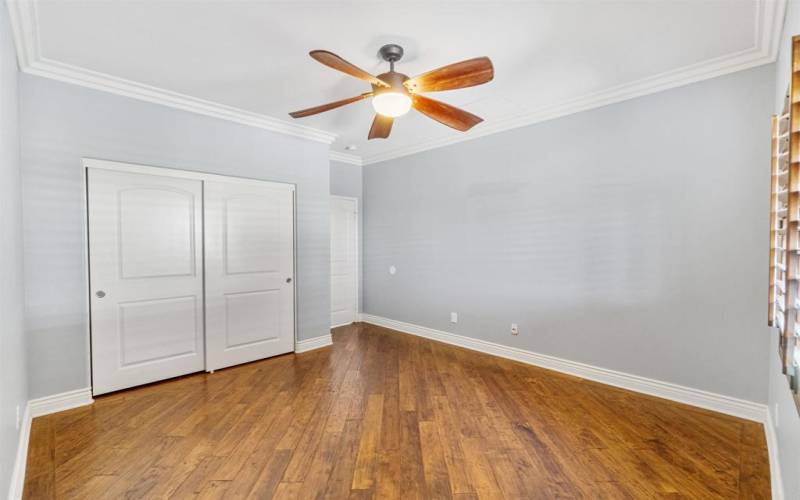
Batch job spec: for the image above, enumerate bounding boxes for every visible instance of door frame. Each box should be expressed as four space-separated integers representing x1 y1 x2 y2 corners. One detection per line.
330 195 360 328
81 157 298 392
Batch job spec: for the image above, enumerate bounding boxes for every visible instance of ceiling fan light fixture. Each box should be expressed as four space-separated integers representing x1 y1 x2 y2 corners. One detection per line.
288 46 493 139
372 91 412 117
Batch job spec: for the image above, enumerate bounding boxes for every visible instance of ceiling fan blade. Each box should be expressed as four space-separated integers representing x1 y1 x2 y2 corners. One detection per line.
405 57 494 93
412 95 483 132
368 114 394 140
289 93 372 118
310 50 390 88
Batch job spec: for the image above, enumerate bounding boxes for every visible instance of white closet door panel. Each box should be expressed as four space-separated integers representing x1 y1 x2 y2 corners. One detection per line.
118 295 198 365
118 188 196 278
331 197 357 327
205 180 295 370
88 168 205 395
224 195 281 274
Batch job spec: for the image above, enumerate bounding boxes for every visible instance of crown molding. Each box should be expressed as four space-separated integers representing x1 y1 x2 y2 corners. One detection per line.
360 0 787 165
6 0 337 145
7 0 785 163
329 151 363 166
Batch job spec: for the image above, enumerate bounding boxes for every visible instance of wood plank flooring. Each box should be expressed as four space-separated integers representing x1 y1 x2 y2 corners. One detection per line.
23 323 770 499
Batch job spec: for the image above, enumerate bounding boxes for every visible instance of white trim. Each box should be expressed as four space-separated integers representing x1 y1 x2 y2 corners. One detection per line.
761 0 787 62
7 388 94 500
25 57 336 145
765 407 784 500
80 160 92 390
82 158 296 190
5 1 335 146
295 333 333 353
6 0 785 166
360 314 769 422
291 188 299 353
356 0 787 165
29 387 94 418
329 151 363 166
7 404 31 500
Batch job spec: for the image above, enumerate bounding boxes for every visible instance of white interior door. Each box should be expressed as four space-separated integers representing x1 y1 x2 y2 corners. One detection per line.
204 180 295 371
331 196 358 327
88 168 205 395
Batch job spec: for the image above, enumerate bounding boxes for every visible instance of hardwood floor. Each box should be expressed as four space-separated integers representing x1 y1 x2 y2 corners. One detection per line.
23 323 770 499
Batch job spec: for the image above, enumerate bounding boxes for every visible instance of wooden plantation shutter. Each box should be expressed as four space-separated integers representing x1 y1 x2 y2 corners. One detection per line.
771 36 800 395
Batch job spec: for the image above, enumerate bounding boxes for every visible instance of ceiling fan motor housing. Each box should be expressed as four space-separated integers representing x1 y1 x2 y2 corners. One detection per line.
376 44 409 95
374 71 410 96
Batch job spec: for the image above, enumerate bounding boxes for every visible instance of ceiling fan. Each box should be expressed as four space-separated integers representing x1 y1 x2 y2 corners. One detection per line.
288 44 494 140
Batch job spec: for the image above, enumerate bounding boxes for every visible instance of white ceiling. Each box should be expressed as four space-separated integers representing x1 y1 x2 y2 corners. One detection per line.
10 0 785 164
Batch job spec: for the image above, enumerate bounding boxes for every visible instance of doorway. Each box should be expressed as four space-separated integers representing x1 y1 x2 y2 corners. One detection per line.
330 195 359 327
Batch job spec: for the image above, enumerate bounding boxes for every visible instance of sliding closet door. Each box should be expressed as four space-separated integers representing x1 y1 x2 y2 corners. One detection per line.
88 168 205 395
204 180 295 371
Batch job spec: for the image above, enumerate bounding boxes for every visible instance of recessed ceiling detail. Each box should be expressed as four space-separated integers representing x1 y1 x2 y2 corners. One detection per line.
7 0 786 166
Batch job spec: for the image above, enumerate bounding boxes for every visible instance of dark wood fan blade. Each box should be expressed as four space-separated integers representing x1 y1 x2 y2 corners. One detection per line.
368 114 394 140
412 95 483 132
404 57 493 93
310 50 389 88
289 93 371 118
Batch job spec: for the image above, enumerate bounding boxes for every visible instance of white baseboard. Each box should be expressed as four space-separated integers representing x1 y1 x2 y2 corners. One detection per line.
7 403 31 500
360 314 768 423
765 408 784 500
29 388 94 418
332 314 363 329
8 388 94 500
296 333 333 353
364 312 787 496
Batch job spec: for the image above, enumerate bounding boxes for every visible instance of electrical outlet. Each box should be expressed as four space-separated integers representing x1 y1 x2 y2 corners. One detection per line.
450 312 458 324
511 323 519 335
15 405 20 430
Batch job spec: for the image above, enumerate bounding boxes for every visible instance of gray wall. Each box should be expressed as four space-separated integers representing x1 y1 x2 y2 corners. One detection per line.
770 2 800 498
21 75 331 399
364 64 773 404
0 2 26 496
330 160 363 312
330 160 363 201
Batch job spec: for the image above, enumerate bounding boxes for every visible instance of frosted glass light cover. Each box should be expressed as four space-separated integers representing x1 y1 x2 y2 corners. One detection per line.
372 92 412 117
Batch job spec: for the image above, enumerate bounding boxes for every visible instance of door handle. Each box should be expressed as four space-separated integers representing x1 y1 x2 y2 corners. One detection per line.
95 290 106 298
286 277 292 283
